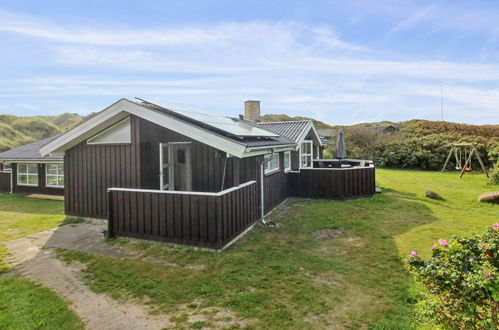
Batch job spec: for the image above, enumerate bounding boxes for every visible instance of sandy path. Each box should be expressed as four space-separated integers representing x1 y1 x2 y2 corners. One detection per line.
2 230 172 330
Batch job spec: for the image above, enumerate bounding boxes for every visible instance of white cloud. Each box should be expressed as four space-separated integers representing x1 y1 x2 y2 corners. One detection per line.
0 6 498 125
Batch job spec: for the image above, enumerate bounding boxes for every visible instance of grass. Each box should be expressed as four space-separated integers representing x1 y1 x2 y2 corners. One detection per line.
0 193 66 271
58 169 497 328
376 169 498 258
0 277 84 330
0 170 494 328
0 193 83 329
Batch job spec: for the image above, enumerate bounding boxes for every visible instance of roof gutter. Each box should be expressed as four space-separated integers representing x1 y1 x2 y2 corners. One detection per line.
0 159 63 164
245 144 295 151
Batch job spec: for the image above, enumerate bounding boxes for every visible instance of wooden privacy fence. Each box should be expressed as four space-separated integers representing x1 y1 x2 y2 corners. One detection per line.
288 166 375 199
0 171 12 193
108 180 258 250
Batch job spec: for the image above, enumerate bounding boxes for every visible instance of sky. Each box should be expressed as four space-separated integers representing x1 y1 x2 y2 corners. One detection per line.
0 0 498 125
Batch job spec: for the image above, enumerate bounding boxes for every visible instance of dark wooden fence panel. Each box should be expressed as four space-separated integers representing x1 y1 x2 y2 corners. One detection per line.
0 171 11 193
108 181 258 249
288 167 375 199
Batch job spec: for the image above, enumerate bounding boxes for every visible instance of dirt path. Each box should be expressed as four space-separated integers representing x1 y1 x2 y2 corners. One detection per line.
3 230 172 330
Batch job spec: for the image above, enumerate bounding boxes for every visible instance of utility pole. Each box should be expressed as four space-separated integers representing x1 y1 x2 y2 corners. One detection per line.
440 83 444 121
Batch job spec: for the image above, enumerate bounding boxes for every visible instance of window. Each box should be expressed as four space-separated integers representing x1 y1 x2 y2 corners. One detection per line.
300 140 313 169
264 153 280 174
284 151 291 172
46 163 64 188
17 163 38 186
87 117 131 144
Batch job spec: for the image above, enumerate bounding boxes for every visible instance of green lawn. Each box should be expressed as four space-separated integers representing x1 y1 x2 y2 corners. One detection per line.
0 277 84 330
58 169 498 329
0 194 83 330
0 193 66 271
376 169 498 258
0 171 495 329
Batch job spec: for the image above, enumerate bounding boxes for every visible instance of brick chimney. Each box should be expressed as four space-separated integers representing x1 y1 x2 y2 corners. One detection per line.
244 100 260 121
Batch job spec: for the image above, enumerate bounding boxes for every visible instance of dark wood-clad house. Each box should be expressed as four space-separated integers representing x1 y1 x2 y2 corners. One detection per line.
0 136 65 195
0 98 375 249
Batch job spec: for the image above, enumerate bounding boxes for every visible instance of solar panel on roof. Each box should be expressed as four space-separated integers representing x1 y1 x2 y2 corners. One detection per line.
137 98 279 138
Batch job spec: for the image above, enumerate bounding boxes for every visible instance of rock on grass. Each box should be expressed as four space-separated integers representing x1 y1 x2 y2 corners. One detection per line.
477 191 499 204
425 190 444 200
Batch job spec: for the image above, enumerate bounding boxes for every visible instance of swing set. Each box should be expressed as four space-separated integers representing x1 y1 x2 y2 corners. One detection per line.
441 143 489 178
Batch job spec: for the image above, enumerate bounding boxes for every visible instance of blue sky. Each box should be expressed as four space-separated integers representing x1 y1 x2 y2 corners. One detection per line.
0 0 498 125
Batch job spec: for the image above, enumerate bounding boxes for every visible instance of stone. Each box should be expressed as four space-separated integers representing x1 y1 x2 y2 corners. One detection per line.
477 191 499 204
425 190 444 200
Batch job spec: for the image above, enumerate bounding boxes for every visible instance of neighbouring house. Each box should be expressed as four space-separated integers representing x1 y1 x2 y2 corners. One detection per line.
366 125 399 134
0 98 375 249
0 136 65 195
317 128 336 145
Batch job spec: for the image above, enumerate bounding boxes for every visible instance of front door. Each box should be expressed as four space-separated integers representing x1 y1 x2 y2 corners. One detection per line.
160 142 192 191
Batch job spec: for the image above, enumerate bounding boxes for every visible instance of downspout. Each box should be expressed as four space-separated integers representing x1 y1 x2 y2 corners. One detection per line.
259 149 275 225
220 156 228 191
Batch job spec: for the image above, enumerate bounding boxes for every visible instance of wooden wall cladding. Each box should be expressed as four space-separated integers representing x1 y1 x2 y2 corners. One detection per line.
0 171 11 192
108 181 258 249
64 116 141 218
288 167 375 199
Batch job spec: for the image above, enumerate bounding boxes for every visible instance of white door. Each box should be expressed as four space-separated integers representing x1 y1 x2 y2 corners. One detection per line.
172 143 192 191
159 142 192 191
160 143 172 190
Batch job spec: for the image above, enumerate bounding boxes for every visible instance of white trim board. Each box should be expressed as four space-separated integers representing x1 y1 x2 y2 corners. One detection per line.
108 180 257 197
296 122 323 149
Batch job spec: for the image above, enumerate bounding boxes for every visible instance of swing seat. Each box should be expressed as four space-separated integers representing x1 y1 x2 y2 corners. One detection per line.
455 166 462 170
464 167 473 172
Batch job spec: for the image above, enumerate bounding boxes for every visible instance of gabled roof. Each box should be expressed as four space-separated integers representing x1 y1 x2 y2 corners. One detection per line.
0 135 63 162
257 120 323 148
41 98 294 159
257 121 310 142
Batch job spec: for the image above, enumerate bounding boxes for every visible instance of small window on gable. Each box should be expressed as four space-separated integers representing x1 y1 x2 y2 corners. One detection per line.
87 117 131 144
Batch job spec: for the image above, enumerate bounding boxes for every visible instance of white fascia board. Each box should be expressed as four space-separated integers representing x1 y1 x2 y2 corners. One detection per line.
124 104 247 157
296 122 323 148
309 122 323 147
40 98 130 156
241 145 295 158
41 98 248 158
1 159 64 164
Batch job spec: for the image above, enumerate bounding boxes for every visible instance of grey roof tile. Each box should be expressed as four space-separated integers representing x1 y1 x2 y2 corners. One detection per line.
0 135 63 161
257 121 311 142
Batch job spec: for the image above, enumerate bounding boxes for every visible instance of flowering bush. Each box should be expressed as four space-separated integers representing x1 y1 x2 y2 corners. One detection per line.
408 224 499 329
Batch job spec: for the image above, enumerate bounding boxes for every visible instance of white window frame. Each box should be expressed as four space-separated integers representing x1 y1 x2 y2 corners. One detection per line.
284 151 291 172
300 140 313 169
264 153 280 175
46 163 64 188
17 163 39 186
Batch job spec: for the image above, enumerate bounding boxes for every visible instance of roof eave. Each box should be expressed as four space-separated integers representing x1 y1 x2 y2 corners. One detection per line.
41 98 250 159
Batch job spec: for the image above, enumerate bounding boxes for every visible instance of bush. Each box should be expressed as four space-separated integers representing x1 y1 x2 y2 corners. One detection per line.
488 164 499 186
408 225 499 329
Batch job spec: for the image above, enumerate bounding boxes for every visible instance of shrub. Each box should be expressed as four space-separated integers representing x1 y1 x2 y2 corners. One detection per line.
488 164 499 186
408 225 499 329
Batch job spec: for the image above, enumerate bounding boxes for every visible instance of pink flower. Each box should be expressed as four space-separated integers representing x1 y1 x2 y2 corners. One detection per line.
439 240 449 247
431 245 436 250
493 223 499 228
483 272 494 281
410 251 417 257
